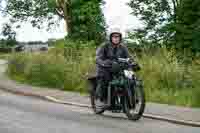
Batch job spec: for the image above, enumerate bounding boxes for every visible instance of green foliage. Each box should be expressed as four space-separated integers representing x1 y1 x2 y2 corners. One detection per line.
64 37 96 49
7 52 66 88
5 0 56 29
4 0 106 43
128 0 200 57
128 0 175 46
2 23 16 39
175 0 200 56
0 53 11 59
1 23 18 47
7 40 96 92
137 47 200 107
47 0 57 9
70 0 106 44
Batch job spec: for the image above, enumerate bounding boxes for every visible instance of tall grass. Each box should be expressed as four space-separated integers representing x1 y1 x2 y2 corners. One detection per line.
137 48 200 107
6 41 200 107
7 52 66 88
0 52 11 60
7 41 96 93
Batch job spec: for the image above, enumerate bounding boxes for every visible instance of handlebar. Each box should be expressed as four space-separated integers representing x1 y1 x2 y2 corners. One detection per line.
97 58 140 70
117 58 130 63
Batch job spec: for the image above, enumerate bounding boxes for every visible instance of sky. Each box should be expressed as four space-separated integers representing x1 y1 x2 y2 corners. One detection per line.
0 0 141 42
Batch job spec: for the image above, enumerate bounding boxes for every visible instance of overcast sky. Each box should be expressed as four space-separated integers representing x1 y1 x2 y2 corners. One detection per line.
0 0 141 42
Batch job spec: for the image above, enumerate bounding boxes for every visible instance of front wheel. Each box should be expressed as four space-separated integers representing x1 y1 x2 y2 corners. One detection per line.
124 80 145 121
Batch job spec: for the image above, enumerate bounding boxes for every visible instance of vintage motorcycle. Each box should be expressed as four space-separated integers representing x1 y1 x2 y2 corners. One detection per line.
87 58 145 121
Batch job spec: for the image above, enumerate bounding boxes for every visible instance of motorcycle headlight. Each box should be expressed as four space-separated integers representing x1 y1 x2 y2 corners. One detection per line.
124 70 134 79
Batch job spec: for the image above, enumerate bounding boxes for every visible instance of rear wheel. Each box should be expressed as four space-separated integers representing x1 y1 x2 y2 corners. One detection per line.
124 79 145 121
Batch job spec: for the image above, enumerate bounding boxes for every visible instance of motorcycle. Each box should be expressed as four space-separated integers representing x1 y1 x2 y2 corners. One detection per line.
87 58 145 121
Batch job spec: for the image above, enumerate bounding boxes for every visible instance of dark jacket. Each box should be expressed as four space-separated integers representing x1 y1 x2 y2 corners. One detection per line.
96 42 132 76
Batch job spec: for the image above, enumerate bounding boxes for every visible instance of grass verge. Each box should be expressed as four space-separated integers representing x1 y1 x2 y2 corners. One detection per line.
6 41 200 108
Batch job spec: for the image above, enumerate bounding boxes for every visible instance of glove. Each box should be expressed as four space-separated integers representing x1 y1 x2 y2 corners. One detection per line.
103 59 113 66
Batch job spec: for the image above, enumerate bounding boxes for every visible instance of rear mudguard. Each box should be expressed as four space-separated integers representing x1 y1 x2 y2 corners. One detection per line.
87 76 97 93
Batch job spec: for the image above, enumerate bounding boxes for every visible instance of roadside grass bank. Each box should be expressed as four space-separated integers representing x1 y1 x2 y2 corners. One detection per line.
6 40 200 107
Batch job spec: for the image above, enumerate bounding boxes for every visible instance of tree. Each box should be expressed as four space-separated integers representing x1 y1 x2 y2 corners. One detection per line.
2 0 70 32
175 0 200 57
70 0 106 44
1 23 17 47
128 0 177 46
1 0 106 43
128 0 200 56
128 0 199 87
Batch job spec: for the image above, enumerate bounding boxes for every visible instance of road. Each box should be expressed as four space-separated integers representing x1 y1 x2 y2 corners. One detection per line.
0 90 199 133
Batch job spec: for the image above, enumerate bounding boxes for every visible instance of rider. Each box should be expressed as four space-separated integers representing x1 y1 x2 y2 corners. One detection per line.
96 26 134 103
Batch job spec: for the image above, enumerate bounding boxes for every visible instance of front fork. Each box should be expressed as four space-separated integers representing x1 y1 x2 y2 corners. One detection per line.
126 79 136 109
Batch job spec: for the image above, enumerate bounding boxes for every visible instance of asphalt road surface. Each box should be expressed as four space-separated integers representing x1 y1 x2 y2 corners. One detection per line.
0 90 199 133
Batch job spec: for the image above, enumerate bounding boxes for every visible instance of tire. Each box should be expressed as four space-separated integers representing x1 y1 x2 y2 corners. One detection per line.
124 80 145 121
90 84 105 114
